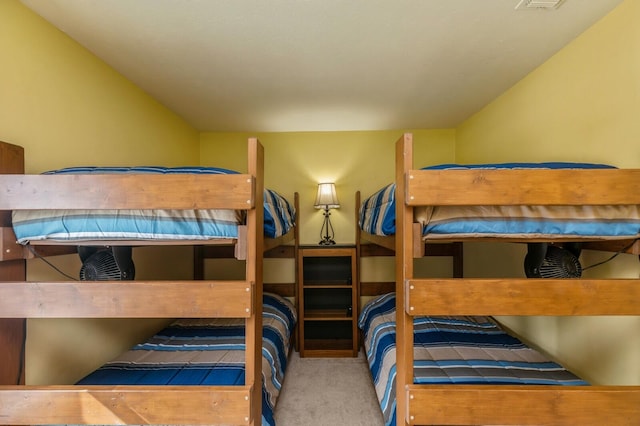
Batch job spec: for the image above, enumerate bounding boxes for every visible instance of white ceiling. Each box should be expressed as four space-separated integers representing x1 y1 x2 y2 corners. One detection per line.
22 0 623 132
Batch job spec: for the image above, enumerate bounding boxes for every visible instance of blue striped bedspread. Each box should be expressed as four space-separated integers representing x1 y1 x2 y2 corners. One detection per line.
358 293 588 426
359 162 640 240
11 166 295 244
76 292 296 426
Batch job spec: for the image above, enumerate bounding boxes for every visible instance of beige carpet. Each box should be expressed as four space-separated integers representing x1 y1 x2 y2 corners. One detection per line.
274 350 385 426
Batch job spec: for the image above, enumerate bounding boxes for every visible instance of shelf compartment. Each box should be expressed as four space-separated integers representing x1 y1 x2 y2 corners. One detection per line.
303 287 351 313
304 320 353 341
302 280 352 286
304 308 353 320
303 338 354 351
302 256 353 284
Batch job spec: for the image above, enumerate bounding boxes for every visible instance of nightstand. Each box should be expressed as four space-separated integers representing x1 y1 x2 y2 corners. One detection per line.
297 245 358 357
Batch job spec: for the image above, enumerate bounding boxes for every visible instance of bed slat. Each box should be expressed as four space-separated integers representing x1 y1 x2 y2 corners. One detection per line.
0 280 253 318
0 385 252 425
406 168 640 206
0 174 254 210
406 385 640 426
406 278 640 316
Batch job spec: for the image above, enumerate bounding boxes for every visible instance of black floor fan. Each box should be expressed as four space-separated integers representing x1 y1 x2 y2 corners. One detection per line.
524 242 582 278
78 246 135 280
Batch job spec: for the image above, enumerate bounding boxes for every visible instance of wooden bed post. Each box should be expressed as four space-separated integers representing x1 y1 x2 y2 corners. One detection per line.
293 192 301 352
246 137 264 426
0 141 26 386
395 133 414 426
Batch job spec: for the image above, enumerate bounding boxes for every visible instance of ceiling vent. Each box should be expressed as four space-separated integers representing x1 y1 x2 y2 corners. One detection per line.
515 0 566 10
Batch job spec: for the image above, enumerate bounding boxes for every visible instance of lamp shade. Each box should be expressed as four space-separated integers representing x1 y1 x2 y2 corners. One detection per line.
314 183 340 209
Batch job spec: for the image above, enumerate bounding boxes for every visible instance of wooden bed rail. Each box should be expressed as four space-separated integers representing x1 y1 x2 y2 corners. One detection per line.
0 280 254 318
0 385 253 425
405 278 640 316
406 168 640 206
0 173 255 210
406 385 640 426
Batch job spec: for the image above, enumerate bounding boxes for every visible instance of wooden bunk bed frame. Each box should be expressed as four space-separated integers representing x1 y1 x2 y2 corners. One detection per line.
393 133 640 426
356 190 463 265
355 191 463 300
193 192 300 350
0 138 267 425
194 192 300 298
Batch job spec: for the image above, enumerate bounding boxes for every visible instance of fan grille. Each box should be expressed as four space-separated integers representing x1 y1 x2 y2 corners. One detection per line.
539 245 582 278
80 250 127 281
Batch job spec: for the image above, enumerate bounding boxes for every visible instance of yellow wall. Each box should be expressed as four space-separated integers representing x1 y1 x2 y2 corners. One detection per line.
457 2 639 166
1 0 200 385
201 130 456 246
0 2 200 173
456 0 639 385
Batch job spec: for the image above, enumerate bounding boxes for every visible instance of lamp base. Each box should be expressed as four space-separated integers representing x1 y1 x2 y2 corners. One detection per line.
318 207 336 246
319 237 336 246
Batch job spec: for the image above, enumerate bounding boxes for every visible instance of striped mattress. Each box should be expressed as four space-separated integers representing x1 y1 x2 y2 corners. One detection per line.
359 162 640 240
76 292 296 426
358 292 588 426
11 166 295 244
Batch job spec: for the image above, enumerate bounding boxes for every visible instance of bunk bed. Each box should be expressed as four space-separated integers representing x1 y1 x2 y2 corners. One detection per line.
364 133 640 426
192 192 300 357
77 291 296 426
0 137 279 425
355 190 463 302
194 192 299 297
356 190 462 278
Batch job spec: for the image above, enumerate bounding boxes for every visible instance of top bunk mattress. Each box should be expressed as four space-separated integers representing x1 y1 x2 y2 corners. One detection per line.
11 166 296 244
359 162 640 241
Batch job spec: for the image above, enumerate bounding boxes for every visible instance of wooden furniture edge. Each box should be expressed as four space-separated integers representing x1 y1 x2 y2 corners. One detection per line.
406 385 640 426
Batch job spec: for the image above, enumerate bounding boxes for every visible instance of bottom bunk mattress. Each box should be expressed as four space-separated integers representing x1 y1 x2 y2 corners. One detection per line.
77 292 297 426
358 292 588 426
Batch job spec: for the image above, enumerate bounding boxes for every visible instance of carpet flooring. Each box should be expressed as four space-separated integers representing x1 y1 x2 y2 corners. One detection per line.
273 350 385 426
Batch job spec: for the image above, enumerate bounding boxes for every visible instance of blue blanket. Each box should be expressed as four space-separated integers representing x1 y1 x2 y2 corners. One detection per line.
12 166 295 243
77 293 296 426
359 293 587 426
359 162 640 240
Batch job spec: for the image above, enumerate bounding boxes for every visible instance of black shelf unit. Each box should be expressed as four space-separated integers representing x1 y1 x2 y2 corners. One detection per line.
297 245 358 357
